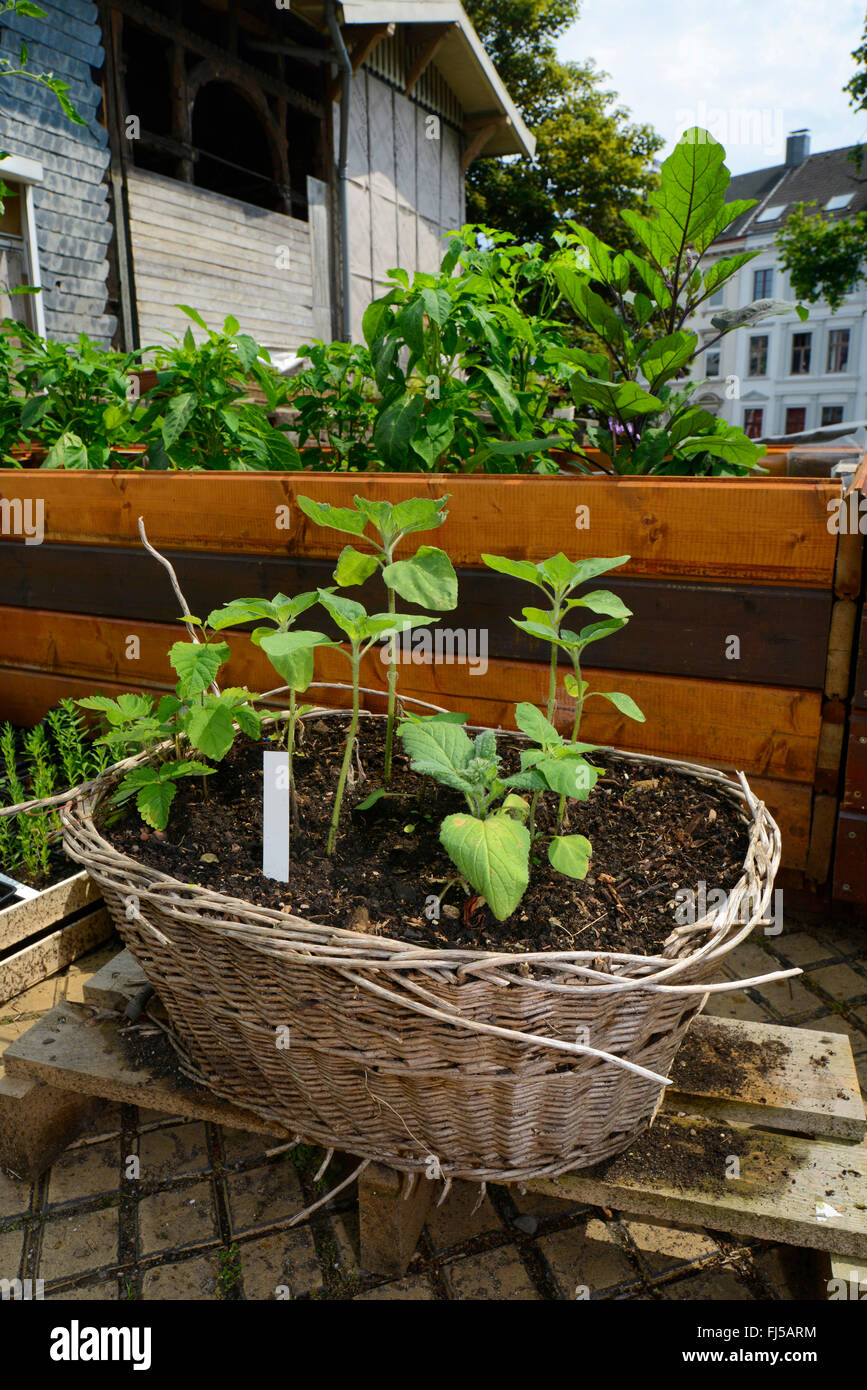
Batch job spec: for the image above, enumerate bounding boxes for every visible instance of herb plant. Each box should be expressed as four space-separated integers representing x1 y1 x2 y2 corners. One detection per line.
289 341 378 470
297 494 457 781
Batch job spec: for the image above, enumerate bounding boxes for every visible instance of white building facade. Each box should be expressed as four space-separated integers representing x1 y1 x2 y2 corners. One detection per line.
685 135 867 440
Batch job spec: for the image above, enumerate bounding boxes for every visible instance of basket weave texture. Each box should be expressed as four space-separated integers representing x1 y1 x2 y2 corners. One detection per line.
61 735 781 1182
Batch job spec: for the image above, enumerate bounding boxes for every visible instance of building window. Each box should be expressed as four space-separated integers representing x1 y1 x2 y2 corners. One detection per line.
707 285 724 307
743 408 764 438
748 335 768 376
706 351 720 377
785 406 806 434
753 267 774 298
827 329 850 373
0 159 44 335
821 405 845 426
791 333 812 374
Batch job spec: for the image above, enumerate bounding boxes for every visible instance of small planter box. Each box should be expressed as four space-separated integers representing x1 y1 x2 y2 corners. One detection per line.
0 867 109 1005
0 468 864 903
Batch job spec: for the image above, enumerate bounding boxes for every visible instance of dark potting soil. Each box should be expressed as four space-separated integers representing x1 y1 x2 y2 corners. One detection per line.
670 1023 791 1097
104 717 751 957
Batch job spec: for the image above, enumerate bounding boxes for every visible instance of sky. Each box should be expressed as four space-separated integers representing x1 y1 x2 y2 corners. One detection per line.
559 0 867 173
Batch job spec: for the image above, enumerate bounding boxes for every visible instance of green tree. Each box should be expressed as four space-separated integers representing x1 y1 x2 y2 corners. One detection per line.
463 0 663 245
776 10 867 308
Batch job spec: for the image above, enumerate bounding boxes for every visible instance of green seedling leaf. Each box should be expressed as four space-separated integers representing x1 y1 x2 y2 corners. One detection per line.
170 641 229 696
591 691 646 721
514 702 561 747
536 756 598 799
548 834 592 880
334 545 380 588
382 546 457 611
297 495 367 536
398 717 474 794
440 812 530 921
183 701 236 760
355 788 393 811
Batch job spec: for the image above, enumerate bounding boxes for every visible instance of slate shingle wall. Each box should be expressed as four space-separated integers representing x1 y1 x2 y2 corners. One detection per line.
0 0 115 343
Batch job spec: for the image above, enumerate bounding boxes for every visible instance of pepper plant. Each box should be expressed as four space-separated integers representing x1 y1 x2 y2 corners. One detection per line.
315 590 436 854
289 340 378 470
552 128 808 475
297 493 457 781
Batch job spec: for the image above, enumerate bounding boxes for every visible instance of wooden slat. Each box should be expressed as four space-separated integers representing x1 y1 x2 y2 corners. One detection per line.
842 712 867 811
0 907 114 1006
806 792 840 884
0 870 100 954
0 606 824 783
2 1004 286 1136
667 1015 865 1141
833 810 867 903
0 544 833 688
0 475 841 585
529 1112 867 1260
854 610 867 712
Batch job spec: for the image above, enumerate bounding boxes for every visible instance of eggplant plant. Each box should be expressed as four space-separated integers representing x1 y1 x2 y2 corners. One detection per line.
297 493 457 781
552 128 808 475
315 589 436 855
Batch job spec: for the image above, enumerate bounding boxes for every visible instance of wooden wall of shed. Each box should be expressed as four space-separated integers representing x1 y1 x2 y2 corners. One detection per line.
337 69 465 339
126 169 325 353
0 0 115 343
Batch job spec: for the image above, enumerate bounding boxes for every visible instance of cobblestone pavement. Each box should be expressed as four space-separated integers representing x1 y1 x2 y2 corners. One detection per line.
1 916 865 1301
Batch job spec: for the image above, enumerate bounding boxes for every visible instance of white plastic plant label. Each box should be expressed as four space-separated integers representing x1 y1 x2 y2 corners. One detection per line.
262 750 290 882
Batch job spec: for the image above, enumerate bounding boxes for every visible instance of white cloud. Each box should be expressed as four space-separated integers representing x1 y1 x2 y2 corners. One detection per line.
561 0 867 172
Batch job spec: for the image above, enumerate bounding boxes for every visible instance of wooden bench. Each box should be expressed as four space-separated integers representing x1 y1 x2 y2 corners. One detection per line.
1 951 865 1296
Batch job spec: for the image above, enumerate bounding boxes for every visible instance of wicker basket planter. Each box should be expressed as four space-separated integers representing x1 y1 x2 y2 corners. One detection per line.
60 727 783 1183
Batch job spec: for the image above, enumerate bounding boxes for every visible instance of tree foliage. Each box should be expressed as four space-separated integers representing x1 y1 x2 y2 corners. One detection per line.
462 0 663 246
776 10 867 308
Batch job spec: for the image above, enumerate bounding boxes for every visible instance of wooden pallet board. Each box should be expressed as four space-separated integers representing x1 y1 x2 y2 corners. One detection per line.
530 1113 867 1260
1 1003 288 1138
0 907 114 1006
0 474 840 585
666 1014 865 1141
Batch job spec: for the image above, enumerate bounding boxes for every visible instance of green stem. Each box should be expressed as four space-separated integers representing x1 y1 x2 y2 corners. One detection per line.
288 690 299 836
327 648 361 856
383 580 398 783
557 659 585 831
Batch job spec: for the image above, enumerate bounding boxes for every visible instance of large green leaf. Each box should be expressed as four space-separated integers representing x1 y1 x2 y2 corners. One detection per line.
592 690 645 722
439 812 530 921
397 717 474 794
372 391 424 468
169 641 229 696
481 554 547 588
334 545 380 588
570 589 632 620
553 268 627 353
316 589 367 641
136 778 176 831
570 376 663 420
382 546 457 611
548 834 592 880
677 433 764 466
183 701 236 761
296 496 366 536
391 495 450 535
648 130 730 264
514 702 561 748
536 755 598 799
258 630 330 690
161 392 198 448
639 332 696 391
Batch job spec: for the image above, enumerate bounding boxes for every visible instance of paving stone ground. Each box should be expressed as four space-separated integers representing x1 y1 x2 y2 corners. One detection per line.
0 915 865 1301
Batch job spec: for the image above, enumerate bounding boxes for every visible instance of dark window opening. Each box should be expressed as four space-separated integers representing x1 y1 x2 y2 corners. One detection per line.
743 408 763 438
753 267 773 298
748 335 768 376
121 21 177 178
827 328 850 373
285 109 322 220
791 332 811 375
785 406 806 434
706 351 720 377
192 82 279 210
821 405 845 426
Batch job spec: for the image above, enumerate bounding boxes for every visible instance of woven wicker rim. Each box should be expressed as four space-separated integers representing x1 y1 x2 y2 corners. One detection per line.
61 709 782 994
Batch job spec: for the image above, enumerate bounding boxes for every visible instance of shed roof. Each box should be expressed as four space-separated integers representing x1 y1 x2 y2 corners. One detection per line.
291 0 536 158
718 145 867 241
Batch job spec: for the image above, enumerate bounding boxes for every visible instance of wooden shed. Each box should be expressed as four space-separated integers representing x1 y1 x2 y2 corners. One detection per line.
0 0 534 352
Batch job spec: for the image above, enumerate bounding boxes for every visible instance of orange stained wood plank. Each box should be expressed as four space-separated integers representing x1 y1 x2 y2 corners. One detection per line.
0 607 822 784
0 474 841 586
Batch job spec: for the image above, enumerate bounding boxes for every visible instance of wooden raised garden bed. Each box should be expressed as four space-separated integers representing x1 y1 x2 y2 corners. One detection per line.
0 469 864 904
